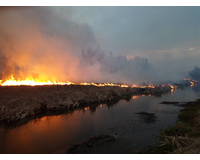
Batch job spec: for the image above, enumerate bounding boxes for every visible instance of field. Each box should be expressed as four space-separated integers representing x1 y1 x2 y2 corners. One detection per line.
0 85 172 123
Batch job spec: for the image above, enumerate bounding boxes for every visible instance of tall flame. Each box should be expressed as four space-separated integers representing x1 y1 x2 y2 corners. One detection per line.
0 75 74 86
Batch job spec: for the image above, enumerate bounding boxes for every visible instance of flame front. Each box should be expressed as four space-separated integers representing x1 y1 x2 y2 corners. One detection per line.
139 84 155 88
0 75 130 87
0 75 74 86
184 78 198 87
0 75 186 93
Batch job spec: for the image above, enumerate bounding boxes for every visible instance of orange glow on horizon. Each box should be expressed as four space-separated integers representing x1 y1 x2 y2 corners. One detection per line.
1 75 195 92
0 75 74 86
0 75 130 88
139 84 155 88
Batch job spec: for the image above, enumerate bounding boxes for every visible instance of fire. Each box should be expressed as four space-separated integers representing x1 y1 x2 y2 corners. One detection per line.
168 84 177 92
0 75 130 87
131 84 138 88
190 81 194 87
140 84 155 88
79 82 129 87
168 84 174 89
184 78 197 87
0 75 186 93
0 75 74 86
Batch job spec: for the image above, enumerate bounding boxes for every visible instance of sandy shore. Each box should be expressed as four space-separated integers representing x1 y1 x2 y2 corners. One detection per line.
0 85 172 123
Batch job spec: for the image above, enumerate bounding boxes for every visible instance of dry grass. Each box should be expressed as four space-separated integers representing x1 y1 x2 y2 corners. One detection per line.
150 98 200 154
0 85 138 122
158 130 194 153
0 85 172 123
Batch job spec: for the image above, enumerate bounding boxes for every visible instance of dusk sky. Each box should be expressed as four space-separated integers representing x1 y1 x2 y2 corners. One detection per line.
0 6 200 84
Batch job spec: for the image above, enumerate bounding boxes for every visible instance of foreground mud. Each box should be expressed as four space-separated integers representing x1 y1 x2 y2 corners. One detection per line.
65 134 118 154
0 85 172 123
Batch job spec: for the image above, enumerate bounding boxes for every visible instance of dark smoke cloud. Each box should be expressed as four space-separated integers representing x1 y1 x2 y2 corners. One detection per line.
189 66 200 80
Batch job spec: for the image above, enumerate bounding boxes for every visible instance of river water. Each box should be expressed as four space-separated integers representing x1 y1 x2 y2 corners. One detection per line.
0 86 200 154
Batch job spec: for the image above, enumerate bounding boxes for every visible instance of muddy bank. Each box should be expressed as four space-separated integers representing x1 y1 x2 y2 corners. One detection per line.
0 85 172 123
65 134 118 154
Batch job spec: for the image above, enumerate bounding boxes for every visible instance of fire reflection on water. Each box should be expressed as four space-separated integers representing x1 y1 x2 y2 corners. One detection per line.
84 107 90 111
1 86 200 153
1 110 99 153
132 95 139 99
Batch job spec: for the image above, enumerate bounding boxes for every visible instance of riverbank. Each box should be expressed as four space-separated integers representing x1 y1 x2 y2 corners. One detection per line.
142 97 200 153
0 85 172 123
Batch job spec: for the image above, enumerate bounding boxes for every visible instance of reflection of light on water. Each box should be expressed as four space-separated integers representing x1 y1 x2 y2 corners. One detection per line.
1 86 200 154
84 107 90 110
132 95 139 99
132 94 152 99
99 104 106 107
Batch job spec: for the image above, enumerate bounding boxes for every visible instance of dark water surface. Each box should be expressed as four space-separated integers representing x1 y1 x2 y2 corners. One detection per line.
1 86 200 154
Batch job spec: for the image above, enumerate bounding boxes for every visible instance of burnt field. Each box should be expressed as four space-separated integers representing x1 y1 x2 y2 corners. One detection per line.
0 85 172 123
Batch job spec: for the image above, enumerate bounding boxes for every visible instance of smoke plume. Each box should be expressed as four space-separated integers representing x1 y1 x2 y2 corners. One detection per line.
0 7 155 84
189 66 200 80
1 7 196 85
0 7 97 82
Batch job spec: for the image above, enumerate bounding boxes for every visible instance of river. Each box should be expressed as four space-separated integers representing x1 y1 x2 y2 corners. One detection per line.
0 86 200 154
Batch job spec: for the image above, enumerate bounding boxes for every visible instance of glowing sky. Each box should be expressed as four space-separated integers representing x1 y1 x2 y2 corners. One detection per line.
0 6 200 84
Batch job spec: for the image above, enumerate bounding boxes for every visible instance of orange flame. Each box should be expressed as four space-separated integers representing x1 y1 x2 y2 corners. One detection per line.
168 84 177 92
190 81 194 87
0 75 74 86
0 75 130 88
131 84 139 88
140 84 155 88
0 75 182 93
184 78 197 87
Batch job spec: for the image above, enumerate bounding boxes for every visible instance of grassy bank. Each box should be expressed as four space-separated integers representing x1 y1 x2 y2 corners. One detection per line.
146 97 200 153
0 85 171 123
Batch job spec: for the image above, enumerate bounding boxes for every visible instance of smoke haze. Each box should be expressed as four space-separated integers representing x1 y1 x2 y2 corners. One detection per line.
0 6 200 84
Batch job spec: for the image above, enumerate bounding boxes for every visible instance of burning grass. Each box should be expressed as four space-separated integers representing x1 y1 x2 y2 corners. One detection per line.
0 84 172 123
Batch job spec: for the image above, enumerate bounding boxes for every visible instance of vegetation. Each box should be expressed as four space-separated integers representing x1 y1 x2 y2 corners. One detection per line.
0 85 137 122
0 85 172 123
146 98 200 153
